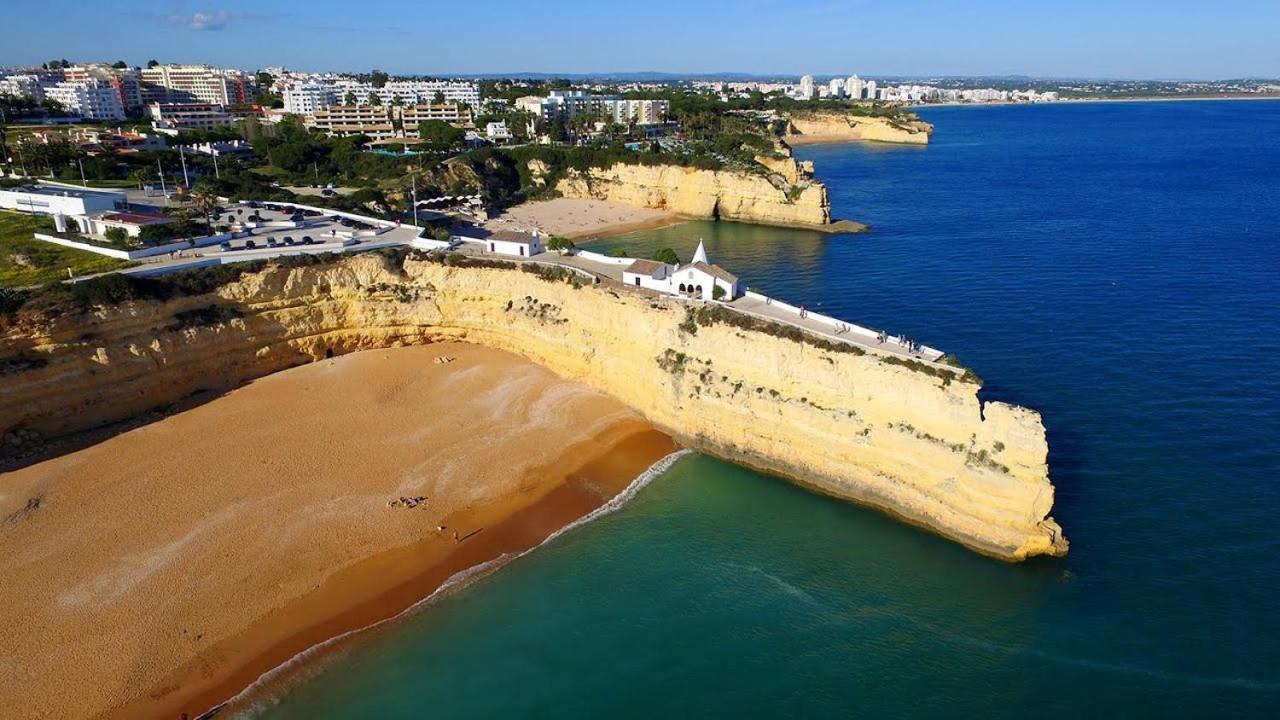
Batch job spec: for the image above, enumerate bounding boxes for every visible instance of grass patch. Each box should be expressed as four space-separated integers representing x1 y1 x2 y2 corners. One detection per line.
0 210 133 288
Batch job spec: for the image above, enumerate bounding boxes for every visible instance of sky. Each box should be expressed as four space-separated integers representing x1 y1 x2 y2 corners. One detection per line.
4 0 1278 80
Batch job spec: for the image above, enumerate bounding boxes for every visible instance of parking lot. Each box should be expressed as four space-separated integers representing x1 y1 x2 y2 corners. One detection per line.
204 201 420 255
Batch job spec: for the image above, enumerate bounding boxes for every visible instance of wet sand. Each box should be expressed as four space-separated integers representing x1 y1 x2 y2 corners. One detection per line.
0 344 675 720
482 197 683 239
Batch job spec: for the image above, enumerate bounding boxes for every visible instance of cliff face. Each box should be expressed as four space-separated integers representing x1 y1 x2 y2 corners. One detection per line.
555 162 831 227
786 112 934 145
0 255 1066 561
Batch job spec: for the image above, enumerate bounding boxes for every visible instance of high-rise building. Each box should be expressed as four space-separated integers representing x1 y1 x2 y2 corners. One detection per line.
514 91 669 125
43 80 127 120
63 64 143 111
799 74 815 99
828 78 845 98
140 64 250 106
864 80 877 100
846 75 864 100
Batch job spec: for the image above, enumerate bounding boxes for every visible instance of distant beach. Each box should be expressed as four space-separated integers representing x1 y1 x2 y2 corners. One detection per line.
0 344 675 720
909 94 1280 109
481 197 684 240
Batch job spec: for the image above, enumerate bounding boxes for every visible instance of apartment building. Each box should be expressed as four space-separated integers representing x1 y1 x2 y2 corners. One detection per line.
63 64 144 111
0 74 44 102
140 64 250 106
148 102 236 132
515 91 670 125
306 105 397 141
283 82 337 115
400 103 471 129
44 80 127 120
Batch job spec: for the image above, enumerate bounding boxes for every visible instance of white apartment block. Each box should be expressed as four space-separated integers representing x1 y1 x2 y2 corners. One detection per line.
63 64 144 110
798 74 816 99
515 91 669 125
283 82 337 115
140 64 249 106
44 80 127 120
329 80 482 108
0 74 44 102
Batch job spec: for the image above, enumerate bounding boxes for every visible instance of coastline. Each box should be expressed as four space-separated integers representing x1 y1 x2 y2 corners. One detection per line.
909 94 1280 109
0 344 677 720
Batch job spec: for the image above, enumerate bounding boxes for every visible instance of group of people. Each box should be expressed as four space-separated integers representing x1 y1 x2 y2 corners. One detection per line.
875 331 924 354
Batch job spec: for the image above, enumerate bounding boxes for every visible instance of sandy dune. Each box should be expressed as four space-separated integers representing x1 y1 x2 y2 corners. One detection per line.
0 344 674 720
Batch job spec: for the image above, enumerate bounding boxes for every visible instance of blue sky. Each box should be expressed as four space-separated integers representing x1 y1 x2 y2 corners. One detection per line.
5 0 1278 79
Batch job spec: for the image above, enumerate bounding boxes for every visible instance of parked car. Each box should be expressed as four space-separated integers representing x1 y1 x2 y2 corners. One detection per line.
301 236 313 244
219 241 231 251
245 240 256 249
247 201 260 209
283 238 295 246
321 189 334 197
266 238 277 247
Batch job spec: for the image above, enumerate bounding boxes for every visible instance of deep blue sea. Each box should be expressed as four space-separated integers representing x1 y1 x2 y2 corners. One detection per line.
253 101 1280 718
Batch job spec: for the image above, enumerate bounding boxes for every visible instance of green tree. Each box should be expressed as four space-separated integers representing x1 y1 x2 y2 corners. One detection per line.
547 236 576 254
432 227 452 243
650 247 680 265
112 60 127 69
609 247 628 258
432 91 446 105
712 284 726 301
368 92 382 106
189 179 220 230
370 70 389 88
147 59 159 68
416 120 463 148
344 91 357 106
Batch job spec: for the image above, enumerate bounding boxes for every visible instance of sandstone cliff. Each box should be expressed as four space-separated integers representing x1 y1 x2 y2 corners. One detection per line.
0 254 1066 561
786 112 934 146
555 162 832 228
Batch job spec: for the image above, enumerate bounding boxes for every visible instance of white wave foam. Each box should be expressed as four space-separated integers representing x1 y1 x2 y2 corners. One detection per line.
205 448 692 719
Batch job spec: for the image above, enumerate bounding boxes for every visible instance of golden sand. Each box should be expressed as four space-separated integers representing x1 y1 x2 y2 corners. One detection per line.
481 197 682 239
0 343 675 719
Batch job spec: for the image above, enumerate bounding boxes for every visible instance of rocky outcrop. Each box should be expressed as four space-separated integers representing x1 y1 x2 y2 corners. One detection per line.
786 112 934 146
555 162 833 228
0 254 1067 561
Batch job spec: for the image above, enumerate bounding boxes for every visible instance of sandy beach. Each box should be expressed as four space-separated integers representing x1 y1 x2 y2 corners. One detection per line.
481 197 683 239
0 343 675 720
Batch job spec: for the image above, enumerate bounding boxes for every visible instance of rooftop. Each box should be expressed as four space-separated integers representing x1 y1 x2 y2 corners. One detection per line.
624 259 667 277
2 185 125 200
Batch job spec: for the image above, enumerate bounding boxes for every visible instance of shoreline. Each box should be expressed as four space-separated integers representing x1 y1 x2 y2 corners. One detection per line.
0 344 678 720
909 94 1280 109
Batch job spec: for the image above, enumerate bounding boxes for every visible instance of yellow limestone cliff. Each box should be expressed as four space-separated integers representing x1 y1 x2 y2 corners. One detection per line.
0 254 1066 561
555 162 832 227
786 112 934 146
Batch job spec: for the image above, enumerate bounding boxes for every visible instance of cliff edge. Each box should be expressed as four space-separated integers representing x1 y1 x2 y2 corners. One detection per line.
786 111 934 146
0 254 1066 561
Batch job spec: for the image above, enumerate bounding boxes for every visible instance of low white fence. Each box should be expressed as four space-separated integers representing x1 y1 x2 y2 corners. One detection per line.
740 290 942 360
574 250 635 266
34 232 234 260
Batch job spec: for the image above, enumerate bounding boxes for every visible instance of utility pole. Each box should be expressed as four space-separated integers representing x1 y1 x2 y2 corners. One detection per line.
178 145 190 188
212 151 220 179
77 157 86 186
157 158 167 199
411 172 419 228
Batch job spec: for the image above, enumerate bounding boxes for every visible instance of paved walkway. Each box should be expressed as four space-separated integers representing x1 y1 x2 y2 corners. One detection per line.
729 294 945 362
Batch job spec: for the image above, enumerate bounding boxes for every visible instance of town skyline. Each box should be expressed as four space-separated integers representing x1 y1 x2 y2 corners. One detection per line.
5 0 1280 81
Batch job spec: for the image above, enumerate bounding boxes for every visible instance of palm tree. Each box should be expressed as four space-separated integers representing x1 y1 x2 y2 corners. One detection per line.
189 181 220 232
129 168 150 190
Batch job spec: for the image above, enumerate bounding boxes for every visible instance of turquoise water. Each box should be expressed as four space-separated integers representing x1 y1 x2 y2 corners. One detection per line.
255 101 1280 717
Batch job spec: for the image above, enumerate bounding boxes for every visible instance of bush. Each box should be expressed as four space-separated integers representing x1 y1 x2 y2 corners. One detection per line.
103 227 129 247
651 247 680 265
712 284 726 301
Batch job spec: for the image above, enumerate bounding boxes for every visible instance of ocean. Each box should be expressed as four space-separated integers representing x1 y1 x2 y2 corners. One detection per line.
249 100 1280 718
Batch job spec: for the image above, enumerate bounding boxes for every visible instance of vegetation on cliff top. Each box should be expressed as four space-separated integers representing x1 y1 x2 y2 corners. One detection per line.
0 210 133 288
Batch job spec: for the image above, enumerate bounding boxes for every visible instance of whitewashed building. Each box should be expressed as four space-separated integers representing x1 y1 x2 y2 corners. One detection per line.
622 241 742 301
0 185 123 216
622 258 674 291
478 230 544 257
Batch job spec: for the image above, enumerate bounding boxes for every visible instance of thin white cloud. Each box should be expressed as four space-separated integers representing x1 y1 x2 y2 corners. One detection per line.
163 10 248 32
